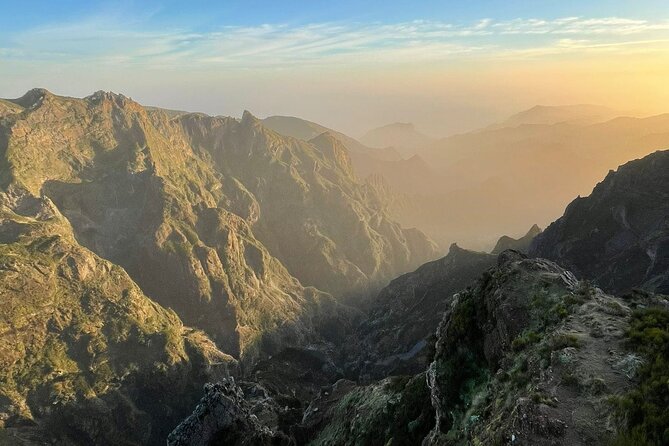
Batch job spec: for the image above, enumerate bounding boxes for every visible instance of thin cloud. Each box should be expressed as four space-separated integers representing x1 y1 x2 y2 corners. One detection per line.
1 16 668 69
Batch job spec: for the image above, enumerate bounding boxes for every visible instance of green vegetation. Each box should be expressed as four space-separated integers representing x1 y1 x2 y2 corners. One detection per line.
432 281 490 437
310 374 434 446
613 307 669 445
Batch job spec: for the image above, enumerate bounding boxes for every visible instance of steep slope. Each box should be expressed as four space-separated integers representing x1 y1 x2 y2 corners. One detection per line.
180 112 438 298
360 122 434 157
183 251 668 445
491 224 542 255
0 186 234 445
262 116 442 201
423 251 645 445
531 150 669 295
345 243 495 380
0 89 352 365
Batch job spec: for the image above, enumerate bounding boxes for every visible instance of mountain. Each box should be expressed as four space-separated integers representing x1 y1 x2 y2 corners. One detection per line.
491 224 542 255
182 112 438 299
0 88 439 443
261 115 401 161
531 150 669 295
0 89 360 366
491 104 623 129
263 116 441 210
173 250 669 445
360 122 434 157
398 111 669 250
0 186 235 445
345 243 495 380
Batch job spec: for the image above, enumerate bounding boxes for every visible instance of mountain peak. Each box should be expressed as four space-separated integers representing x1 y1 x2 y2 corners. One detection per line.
241 110 261 126
12 88 52 108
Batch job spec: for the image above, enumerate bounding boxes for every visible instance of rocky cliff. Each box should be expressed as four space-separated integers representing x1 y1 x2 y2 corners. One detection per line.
312 253 667 445
0 89 436 369
179 112 438 299
0 186 235 445
345 243 495 380
531 150 669 295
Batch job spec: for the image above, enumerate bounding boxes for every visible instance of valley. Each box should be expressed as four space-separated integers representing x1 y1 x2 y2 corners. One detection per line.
0 89 667 446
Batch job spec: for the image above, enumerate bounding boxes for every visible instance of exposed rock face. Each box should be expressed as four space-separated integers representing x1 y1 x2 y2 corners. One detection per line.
0 187 234 445
179 111 438 299
424 251 638 445
530 150 669 294
491 224 542 254
0 89 423 367
346 243 495 380
167 379 289 446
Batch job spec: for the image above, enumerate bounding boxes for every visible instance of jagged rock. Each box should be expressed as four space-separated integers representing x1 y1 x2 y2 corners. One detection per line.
0 89 364 366
491 224 542 254
180 111 438 299
345 243 495 380
167 379 289 446
0 188 235 445
424 252 638 445
530 150 669 294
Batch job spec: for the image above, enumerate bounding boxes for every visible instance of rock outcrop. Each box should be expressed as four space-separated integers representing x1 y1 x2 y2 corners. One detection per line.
491 223 542 254
530 150 669 294
167 379 289 446
0 187 234 445
345 243 495 380
424 252 643 445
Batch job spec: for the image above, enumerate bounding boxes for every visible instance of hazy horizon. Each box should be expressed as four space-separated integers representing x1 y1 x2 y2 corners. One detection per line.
2 1 669 136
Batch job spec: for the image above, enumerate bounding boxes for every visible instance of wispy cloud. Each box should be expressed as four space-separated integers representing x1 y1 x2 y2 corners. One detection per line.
1 16 669 69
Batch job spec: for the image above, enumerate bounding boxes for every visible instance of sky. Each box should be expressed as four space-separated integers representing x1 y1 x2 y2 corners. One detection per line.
1 1 669 136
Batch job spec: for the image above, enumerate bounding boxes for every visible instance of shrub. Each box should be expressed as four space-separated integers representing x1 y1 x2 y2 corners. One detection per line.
613 307 669 445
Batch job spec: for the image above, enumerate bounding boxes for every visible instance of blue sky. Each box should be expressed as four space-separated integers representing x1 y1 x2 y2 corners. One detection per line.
1 1 668 30
1 1 669 135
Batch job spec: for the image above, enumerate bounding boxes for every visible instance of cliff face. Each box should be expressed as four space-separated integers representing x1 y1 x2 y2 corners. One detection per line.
345 244 496 380
0 89 430 367
0 186 235 445
531 150 669 295
194 251 659 446
179 113 438 299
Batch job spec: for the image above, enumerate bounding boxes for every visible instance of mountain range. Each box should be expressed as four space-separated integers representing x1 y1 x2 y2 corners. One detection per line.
0 89 668 445
0 89 437 444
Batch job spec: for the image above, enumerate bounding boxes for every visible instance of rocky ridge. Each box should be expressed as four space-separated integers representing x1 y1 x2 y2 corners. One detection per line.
531 150 669 294
0 186 235 445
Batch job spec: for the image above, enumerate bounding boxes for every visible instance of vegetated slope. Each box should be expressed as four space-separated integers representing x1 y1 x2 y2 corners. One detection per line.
262 115 441 197
531 150 669 295
0 89 355 366
0 186 235 445
180 112 438 298
171 250 668 445
491 224 542 255
422 251 657 445
345 243 495 380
